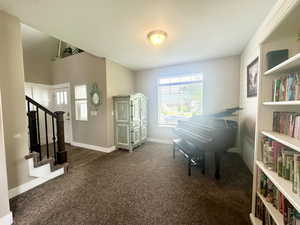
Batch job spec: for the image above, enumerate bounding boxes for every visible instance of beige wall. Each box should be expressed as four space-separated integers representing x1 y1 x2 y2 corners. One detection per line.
239 44 259 172
0 91 11 224
238 0 291 172
23 50 53 84
0 10 33 189
52 53 109 147
105 59 135 146
135 56 241 142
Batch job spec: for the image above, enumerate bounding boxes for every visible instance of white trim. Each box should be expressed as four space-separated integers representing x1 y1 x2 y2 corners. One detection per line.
71 141 116 153
52 82 71 89
25 82 53 89
157 123 176 128
8 168 64 199
0 212 13 225
249 213 262 225
147 138 172 144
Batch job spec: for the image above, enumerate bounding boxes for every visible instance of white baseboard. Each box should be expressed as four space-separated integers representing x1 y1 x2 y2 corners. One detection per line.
147 138 172 144
71 141 116 153
0 212 13 225
9 167 64 199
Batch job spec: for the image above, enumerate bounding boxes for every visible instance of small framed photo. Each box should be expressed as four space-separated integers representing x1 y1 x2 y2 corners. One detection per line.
247 57 259 97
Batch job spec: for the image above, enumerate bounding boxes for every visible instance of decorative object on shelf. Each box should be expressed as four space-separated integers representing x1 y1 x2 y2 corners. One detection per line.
62 47 73 57
71 47 84 55
267 49 289 70
247 57 259 97
89 83 102 110
61 41 84 58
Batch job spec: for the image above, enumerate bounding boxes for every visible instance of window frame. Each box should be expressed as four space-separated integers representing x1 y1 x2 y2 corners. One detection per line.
157 74 204 126
74 84 88 121
56 90 68 105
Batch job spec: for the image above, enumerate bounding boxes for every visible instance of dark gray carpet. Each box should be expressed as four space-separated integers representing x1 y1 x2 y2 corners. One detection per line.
10 142 252 225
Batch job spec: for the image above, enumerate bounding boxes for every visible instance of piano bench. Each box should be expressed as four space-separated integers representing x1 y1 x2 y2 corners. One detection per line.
172 138 205 176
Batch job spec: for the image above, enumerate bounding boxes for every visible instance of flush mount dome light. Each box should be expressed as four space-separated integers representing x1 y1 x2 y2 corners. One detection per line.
147 30 168 46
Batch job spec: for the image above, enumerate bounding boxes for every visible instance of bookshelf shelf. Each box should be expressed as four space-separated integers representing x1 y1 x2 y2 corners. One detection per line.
264 53 300 76
263 101 300 106
250 213 262 225
261 131 300 152
256 161 300 212
256 192 284 225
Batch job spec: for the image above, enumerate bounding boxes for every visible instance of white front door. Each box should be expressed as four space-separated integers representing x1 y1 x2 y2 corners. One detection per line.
52 86 72 143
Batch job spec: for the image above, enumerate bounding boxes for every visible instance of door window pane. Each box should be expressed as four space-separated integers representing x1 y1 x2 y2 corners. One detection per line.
74 85 88 121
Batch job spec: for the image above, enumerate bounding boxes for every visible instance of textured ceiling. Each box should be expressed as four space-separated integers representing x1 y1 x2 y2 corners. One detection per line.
0 0 277 70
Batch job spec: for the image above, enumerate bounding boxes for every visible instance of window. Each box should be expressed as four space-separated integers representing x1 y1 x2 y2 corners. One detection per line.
56 90 68 105
75 85 88 121
158 74 203 125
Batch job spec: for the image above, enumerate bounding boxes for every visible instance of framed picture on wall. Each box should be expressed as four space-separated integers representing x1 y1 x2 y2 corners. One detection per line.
247 57 259 97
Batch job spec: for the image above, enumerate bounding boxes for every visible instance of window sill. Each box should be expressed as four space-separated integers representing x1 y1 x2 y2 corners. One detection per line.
158 124 176 128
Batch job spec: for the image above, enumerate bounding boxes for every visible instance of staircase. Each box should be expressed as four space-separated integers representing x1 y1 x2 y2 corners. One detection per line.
25 96 69 176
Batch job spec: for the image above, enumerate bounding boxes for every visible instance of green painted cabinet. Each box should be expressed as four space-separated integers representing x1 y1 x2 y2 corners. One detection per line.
113 93 147 152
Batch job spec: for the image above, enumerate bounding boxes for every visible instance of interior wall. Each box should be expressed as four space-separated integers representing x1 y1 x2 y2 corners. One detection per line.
23 50 53 84
105 59 135 146
239 44 259 173
0 90 11 225
238 0 295 173
0 10 33 190
52 53 109 147
135 55 241 142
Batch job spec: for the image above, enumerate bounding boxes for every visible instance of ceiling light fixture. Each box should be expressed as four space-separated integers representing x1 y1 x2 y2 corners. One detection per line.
147 30 168 46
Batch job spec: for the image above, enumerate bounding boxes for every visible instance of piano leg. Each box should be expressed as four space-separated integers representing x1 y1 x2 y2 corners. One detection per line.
202 153 205 175
173 144 176 159
188 158 192 176
215 152 221 179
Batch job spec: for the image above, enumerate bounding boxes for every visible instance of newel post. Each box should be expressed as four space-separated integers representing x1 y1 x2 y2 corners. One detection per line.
54 111 68 164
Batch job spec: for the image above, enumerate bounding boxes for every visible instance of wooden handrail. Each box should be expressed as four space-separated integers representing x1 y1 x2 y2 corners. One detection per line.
26 96 57 118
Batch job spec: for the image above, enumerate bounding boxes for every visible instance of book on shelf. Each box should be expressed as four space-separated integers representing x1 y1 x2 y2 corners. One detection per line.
262 137 300 196
272 73 300 102
257 170 300 225
273 112 300 139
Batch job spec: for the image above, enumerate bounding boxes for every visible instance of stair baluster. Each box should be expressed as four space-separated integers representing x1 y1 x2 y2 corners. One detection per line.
44 111 49 158
52 116 57 162
25 96 67 165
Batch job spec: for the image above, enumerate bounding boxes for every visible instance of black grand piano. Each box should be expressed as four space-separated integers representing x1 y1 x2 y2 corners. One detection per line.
173 107 241 179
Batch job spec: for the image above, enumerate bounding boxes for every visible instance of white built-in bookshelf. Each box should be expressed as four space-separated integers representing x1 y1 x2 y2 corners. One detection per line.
257 191 284 225
256 161 300 213
261 131 300 152
250 2 300 225
263 100 300 106
250 213 262 225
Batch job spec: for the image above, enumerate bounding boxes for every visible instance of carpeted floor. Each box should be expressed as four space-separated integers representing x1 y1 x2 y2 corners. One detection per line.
10 142 252 225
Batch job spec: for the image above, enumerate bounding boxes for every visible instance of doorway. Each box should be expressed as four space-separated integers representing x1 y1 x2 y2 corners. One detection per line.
52 83 72 144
